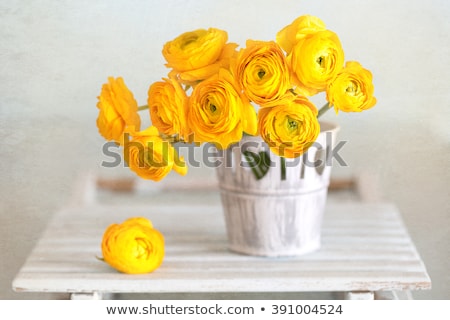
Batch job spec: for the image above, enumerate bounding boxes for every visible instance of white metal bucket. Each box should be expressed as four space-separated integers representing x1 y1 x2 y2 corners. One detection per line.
215 121 340 257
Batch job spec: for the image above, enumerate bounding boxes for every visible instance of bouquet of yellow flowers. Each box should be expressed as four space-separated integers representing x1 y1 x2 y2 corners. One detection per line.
96 15 376 182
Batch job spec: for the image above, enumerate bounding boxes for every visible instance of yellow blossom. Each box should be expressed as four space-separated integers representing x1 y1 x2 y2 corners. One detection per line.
148 78 190 139
162 28 235 85
276 15 326 54
187 68 257 149
233 40 291 106
288 30 344 96
258 93 320 158
170 43 238 86
101 217 164 274
326 61 377 113
96 77 141 144
124 126 187 181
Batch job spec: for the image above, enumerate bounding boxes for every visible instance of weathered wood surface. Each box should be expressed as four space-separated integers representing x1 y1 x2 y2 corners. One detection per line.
13 203 431 295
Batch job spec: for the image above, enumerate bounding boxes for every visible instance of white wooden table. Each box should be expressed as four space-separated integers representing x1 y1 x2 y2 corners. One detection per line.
12 198 431 300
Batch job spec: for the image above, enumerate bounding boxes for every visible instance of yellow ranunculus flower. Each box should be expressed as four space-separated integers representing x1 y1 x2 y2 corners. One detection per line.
163 28 227 71
233 40 291 106
258 93 320 158
276 15 326 54
187 68 257 149
326 61 377 113
101 217 164 274
148 78 190 139
163 28 233 84
288 30 344 96
124 126 187 181
96 77 141 144
169 42 238 86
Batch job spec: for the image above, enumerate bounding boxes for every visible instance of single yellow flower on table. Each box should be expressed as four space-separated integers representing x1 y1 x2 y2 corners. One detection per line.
187 68 257 149
326 61 377 113
124 126 187 181
288 30 345 96
233 40 291 106
258 93 320 158
101 217 164 274
148 77 190 140
96 77 141 145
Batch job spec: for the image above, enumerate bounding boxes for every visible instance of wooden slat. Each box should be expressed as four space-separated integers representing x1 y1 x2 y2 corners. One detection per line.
12 203 431 294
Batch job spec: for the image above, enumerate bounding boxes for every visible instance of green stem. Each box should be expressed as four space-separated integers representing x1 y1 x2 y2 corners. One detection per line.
317 102 331 118
280 156 286 180
242 151 270 180
243 151 264 180
138 105 149 111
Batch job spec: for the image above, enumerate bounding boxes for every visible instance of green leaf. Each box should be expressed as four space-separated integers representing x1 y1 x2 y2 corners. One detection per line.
243 150 271 180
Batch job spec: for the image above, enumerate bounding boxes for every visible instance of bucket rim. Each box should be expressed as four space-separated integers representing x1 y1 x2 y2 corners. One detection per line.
319 120 340 134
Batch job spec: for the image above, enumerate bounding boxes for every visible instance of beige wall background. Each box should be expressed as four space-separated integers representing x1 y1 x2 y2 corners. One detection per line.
1 0 449 299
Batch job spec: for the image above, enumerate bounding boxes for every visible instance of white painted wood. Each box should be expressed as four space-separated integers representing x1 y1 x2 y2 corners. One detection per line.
345 291 374 300
215 121 340 256
70 292 115 300
70 292 102 300
374 290 414 300
12 203 431 297
354 171 382 203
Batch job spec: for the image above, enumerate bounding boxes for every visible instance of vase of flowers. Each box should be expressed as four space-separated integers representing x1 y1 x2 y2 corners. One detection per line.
214 121 339 256
95 15 376 257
